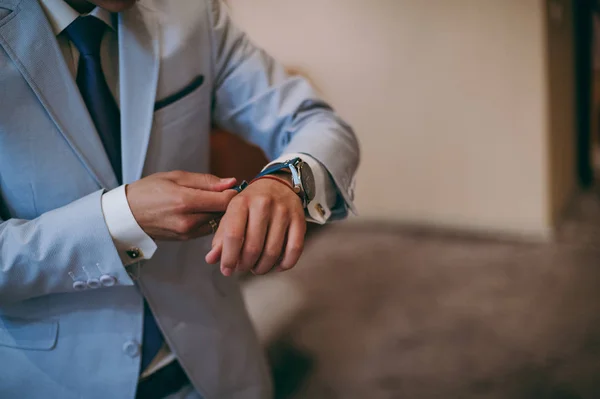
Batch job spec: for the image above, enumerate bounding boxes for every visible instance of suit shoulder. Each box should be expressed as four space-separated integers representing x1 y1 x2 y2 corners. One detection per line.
139 0 213 33
139 0 211 18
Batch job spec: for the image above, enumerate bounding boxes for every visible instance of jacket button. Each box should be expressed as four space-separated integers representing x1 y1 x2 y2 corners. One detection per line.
86 279 101 289
123 340 140 358
100 275 117 287
73 281 86 291
126 248 143 260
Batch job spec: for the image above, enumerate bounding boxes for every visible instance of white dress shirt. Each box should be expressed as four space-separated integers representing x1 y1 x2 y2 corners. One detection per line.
39 0 343 379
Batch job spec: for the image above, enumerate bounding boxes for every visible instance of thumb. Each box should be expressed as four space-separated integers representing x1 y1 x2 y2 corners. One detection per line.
174 172 237 191
210 177 238 192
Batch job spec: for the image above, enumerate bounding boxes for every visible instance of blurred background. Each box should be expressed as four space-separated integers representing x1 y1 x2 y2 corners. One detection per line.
211 1 600 398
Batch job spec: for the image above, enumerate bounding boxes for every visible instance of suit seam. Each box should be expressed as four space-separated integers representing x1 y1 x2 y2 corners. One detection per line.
137 278 213 399
205 0 217 104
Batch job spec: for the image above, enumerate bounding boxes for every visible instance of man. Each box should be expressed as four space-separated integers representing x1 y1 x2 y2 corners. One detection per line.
0 0 359 398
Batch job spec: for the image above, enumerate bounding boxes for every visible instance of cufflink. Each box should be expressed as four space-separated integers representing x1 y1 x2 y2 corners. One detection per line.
126 247 143 260
315 203 326 218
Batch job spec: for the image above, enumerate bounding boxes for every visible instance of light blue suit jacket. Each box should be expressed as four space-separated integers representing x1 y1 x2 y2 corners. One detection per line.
0 1 359 398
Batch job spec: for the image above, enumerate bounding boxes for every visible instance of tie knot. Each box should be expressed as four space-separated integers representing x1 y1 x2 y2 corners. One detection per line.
64 16 106 56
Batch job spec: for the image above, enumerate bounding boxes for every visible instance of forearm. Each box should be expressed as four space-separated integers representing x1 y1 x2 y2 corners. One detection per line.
209 0 359 215
0 190 134 305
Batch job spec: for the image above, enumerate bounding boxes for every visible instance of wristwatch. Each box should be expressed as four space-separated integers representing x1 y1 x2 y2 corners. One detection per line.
234 157 315 207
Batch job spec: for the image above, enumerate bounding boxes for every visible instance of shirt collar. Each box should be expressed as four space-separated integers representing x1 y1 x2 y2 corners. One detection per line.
39 0 115 36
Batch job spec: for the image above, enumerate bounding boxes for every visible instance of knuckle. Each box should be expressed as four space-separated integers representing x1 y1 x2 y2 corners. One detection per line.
174 217 194 235
263 249 280 262
222 262 235 270
288 243 304 257
198 173 210 186
274 203 290 217
149 172 165 181
224 232 244 243
252 195 272 210
260 195 274 207
172 194 190 212
244 245 263 259
167 170 186 181
228 196 244 208
205 173 219 184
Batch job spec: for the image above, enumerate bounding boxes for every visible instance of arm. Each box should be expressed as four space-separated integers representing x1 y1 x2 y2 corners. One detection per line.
208 0 360 215
0 190 134 305
206 1 360 276
0 172 238 306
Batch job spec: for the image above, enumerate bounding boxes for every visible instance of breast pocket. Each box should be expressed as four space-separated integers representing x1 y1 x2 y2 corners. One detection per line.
146 75 212 174
0 316 58 351
153 75 208 126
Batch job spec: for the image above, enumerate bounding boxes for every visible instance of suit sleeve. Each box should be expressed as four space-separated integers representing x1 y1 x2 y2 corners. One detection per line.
207 0 360 216
0 190 135 305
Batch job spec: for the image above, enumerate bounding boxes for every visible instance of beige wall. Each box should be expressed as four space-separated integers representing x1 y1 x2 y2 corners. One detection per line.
226 0 575 239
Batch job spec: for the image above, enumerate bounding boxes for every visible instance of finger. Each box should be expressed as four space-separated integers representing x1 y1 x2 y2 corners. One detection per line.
206 218 225 264
205 241 222 265
273 236 288 271
220 202 249 276
170 171 237 191
278 215 306 271
183 189 238 213
252 207 289 275
237 198 271 272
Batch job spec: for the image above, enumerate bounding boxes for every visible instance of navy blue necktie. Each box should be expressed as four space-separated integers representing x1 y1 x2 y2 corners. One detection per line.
65 16 164 371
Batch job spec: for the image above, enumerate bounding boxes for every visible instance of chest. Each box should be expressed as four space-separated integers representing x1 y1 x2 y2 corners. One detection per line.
0 31 213 219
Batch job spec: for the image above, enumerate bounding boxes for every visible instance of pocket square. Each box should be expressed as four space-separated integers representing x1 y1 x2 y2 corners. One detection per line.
154 75 205 111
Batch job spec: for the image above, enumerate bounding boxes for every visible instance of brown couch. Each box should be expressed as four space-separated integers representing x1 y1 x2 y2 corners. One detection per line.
209 129 268 182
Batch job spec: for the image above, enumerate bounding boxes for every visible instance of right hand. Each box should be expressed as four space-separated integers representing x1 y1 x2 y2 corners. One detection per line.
126 171 238 241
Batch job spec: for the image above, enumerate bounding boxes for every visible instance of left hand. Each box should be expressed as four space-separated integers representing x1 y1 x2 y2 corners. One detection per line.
205 176 307 276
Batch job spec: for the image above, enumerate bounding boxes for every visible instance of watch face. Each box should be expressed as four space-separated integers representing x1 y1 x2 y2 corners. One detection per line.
299 162 316 202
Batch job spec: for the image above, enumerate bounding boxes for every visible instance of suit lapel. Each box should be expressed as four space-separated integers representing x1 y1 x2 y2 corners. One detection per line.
0 0 119 189
118 4 159 184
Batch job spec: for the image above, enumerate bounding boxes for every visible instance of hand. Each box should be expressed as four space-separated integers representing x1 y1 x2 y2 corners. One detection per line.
126 171 238 241
205 176 307 276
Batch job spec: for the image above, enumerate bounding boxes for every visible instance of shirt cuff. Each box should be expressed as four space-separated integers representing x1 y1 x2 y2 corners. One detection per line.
101 185 157 266
263 153 341 225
